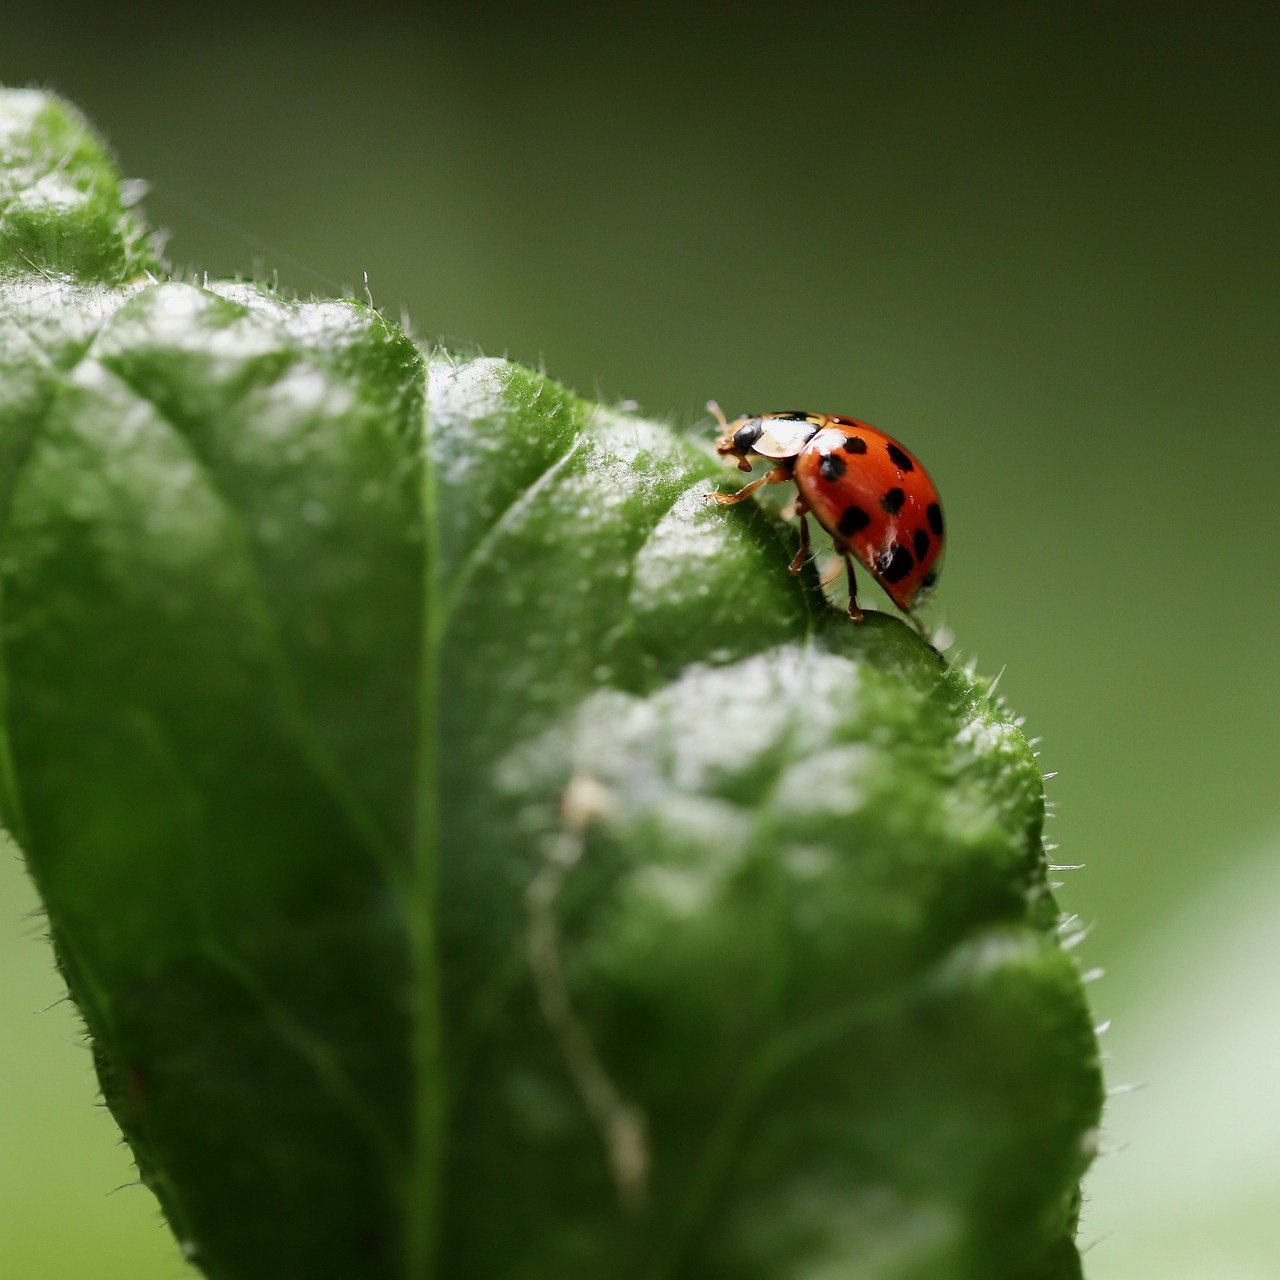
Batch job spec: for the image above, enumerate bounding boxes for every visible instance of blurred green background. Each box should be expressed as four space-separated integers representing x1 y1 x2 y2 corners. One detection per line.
2 4 1278 1275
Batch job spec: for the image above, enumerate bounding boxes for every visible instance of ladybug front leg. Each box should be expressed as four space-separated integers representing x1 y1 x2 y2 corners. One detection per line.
705 465 793 506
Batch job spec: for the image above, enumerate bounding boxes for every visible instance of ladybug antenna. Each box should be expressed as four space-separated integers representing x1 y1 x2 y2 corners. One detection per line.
706 400 728 430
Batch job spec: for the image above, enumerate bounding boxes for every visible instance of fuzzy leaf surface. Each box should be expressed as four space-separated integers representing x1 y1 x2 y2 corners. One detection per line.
0 88 1102 1280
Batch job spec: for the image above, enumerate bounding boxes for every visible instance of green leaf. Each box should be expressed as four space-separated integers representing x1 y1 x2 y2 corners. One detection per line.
0 88 1103 1280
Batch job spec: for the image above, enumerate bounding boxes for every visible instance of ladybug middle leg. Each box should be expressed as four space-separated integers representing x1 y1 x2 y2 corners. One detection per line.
788 496 812 575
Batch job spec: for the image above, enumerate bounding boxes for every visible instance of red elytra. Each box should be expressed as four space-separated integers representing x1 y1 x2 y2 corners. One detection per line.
707 405 944 621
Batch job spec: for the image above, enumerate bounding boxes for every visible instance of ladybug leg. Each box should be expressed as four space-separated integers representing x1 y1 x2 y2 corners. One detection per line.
788 500 811 575
843 553 865 622
705 465 791 506
706 473 766 505
906 612 934 644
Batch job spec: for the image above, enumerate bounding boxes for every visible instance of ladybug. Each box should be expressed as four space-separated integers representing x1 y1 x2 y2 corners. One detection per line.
706 403 944 622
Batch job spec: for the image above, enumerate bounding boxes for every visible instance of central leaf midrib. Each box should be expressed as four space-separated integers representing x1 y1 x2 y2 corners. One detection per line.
406 351 445 1280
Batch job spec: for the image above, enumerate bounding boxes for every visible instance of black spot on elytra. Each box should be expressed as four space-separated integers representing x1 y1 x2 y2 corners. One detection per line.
880 487 905 515
922 570 937 589
837 505 870 536
886 442 914 471
819 453 846 481
913 529 930 560
877 544 914 582
927 502 944 536
842 435 868 454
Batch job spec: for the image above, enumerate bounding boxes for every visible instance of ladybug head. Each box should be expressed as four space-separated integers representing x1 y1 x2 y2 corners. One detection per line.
716 416 763 472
